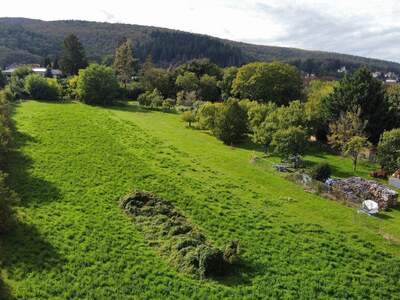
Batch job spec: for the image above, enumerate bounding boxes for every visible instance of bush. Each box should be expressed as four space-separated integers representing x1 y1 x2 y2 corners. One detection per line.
24 74 61 100
196 102 221 130
162 98 175 111
181 111 196 127
377 128 400 173
9 66 32 99
310 163 332 182
76 64 119 105
137 89 164 108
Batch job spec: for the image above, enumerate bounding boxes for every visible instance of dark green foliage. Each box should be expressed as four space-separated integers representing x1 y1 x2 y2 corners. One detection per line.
325 67 390 144
219 67 237 100
136 32 245 67
270 126 308 158
113 40 137 86
141 58 177 98
120 192 238 278
76 64 119 105
198 74 220 101
385 85 400 128
176 58 223 79
0 89 17 234
310 163 332 182
0 71 6 89
0 89 13 161
377 129 400 173
24 74 60 100
232 61 303 105
212 99 247 145
0 171 17 233
60 34 88 76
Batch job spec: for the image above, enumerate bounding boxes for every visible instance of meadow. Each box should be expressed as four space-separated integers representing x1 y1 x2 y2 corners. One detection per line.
2 100 400 299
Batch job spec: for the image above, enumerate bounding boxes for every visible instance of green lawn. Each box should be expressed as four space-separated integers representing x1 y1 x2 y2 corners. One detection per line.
2 100 400 299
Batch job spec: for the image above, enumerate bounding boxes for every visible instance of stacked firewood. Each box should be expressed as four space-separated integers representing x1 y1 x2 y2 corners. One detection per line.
332 177 398 210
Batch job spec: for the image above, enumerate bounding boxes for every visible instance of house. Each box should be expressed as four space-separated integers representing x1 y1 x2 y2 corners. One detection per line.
337 66 347 74
2 66 63 78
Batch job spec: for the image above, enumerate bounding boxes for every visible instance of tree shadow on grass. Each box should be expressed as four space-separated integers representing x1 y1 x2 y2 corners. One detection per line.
0 278 14 300
6 131 62 207
0 221 64 274
0 128 64 298
212 260 266 286
109 102 178 115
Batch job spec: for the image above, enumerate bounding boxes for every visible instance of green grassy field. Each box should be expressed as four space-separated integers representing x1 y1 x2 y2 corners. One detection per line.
2 100 400 299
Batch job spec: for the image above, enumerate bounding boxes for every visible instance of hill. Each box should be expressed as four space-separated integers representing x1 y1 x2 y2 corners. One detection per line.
2 100 400 298
1 17 400 75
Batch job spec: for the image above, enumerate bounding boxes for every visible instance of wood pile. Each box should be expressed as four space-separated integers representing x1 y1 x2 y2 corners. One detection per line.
331 177 398 210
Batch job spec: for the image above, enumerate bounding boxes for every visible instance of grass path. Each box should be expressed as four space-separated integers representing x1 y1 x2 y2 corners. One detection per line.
1 101 400 299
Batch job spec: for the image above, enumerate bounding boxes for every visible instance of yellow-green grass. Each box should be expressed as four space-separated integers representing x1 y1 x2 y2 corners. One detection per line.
2 100 400 299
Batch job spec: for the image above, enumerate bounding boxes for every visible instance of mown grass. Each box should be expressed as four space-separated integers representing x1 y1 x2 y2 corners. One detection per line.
1 100 400 299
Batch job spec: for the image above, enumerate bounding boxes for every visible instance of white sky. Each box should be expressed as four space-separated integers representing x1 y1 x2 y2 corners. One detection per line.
3 0 400 62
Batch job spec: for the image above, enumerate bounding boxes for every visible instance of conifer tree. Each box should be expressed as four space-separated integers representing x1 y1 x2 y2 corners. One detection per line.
60 34 88 76
113 40 136 86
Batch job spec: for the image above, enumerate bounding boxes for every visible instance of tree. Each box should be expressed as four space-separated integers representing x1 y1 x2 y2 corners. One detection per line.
377 129 400 173
176 58 222 79
76 64 119 105
52 58 60 69
196 102 222 130
212 99 247 145
175 72 199 92
325 67 389 144
327 109 366 151
305 80 338 141
343 136 370 172
385 85 400 128
198 74 220 101
141 57 175 98
251 101 306 152
113 40 136 87
0 71 6 89
181 111 196 127
218 67 237 100
231 61 302 105
270 126 308 158
60 34 88 76
43 57 52 68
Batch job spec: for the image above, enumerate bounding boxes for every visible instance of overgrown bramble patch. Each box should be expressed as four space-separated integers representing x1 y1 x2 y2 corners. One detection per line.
120 191 240 279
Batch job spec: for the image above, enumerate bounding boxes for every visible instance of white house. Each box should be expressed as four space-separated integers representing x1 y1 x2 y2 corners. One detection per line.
2 66 62 78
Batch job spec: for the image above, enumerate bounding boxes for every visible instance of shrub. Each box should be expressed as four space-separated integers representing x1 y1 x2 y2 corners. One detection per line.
181 111 196 127
9 66 32 99
76 64 119 105
162 98 175 111
66 75 79 100
377 128 400 173
310 163 332 182
24 74 61 100
137 89 164 107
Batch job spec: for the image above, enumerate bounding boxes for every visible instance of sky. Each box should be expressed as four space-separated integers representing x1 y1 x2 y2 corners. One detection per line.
3 0 400 62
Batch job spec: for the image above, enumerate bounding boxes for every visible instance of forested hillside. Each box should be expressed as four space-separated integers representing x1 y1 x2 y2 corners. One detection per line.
1 17 400 74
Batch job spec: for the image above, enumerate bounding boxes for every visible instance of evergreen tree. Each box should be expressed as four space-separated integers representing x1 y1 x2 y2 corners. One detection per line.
325 67 389 144
52 58 60 69
113 40 136 86
60 34 88 76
